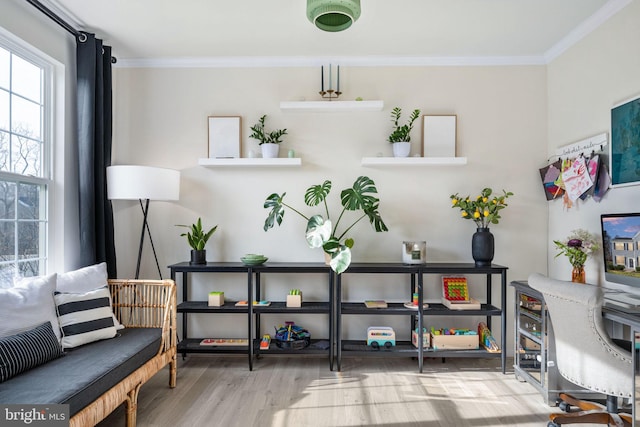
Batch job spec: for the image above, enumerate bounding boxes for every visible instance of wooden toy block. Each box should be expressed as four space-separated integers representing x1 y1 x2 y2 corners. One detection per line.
208 291 224 307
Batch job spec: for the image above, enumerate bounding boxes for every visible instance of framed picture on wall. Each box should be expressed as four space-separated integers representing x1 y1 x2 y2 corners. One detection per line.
610 95 640 187
208 116 241 158
422 115 457 157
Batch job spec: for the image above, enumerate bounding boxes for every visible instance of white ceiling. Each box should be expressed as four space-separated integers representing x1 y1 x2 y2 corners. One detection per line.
47 0 629 66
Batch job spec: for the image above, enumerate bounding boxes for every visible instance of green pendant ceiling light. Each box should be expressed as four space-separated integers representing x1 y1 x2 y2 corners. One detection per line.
307 0 361 32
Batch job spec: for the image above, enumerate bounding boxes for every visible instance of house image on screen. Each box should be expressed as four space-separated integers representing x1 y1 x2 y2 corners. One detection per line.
610 232 640 270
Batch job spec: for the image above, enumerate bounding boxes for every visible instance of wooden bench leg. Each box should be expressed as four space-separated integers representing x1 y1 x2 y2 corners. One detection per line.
170 354 177 388
125 383 142 427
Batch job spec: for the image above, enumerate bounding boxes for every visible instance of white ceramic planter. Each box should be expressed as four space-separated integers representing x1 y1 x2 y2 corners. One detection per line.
392 141 411 157
261 143 280 158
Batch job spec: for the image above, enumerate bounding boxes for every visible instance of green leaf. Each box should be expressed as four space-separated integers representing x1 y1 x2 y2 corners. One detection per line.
363 201 389 232
304 180 332 207
340 176 379 211
329 245 351 274
263 192 286 231
305 215 332 248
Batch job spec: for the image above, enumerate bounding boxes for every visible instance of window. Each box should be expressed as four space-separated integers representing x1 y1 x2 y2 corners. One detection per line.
0 38 52 286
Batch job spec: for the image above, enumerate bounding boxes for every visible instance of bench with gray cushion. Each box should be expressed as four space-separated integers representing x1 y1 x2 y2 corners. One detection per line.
0 274 177 427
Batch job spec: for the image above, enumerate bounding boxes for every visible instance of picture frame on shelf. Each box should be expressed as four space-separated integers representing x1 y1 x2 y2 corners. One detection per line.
610 95 640 187
422 115 457 157
208 116 241 159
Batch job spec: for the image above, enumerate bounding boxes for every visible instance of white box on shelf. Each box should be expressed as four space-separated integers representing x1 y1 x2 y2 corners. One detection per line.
208 291 224 307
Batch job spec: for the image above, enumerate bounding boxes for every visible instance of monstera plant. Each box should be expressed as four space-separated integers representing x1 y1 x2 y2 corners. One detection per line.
263 176 388 274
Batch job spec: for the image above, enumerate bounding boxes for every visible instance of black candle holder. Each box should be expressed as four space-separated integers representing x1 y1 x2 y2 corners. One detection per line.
318 89 342 100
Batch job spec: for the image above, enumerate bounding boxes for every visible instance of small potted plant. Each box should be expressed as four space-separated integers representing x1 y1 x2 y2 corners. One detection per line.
263 176 388 274
249 114 288 159
449 187 513 266
177 218 218 265
388 107 420 157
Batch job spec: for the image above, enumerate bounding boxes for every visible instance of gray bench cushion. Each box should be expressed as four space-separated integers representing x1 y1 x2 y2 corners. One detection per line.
0 327 162 416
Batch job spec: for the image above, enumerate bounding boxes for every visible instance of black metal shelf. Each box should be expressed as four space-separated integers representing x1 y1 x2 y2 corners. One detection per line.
178 338 249 354
252 301 330 314
170 262 508 373
341 302 422 315
420 302 501 316
341 340 419 356
253 338 331 355
336 262 508 374
177 301 249 313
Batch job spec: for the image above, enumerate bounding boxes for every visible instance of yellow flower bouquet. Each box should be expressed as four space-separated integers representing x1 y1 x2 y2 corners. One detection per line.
450 188 514 228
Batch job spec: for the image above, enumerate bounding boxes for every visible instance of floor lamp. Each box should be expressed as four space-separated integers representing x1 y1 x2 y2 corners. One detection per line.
107 165 180 279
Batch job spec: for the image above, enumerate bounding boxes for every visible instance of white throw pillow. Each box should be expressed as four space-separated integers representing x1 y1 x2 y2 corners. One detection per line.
54 286 117 349
57 263 124 330
57 262 109 292
0 273 61 342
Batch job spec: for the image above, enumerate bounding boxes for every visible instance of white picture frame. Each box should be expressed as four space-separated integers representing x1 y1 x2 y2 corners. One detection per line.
208 116 241 158
422 115 457 157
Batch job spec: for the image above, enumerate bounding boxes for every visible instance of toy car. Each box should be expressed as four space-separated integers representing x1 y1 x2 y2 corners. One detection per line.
367 326 396 349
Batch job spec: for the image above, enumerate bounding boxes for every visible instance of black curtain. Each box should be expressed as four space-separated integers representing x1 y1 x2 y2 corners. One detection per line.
76 32 117 278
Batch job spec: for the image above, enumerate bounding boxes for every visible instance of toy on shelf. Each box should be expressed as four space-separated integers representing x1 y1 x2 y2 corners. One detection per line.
208 291 224 307
411 327 430 348
286 289 302 307
442 276 480 309
430 327 479 350
478 322 500 352
442 276 469 301
234 300 271 306
199 338 248 346
259 334 271 350
364 300 388 308
367 326 396 349
274 321 310 349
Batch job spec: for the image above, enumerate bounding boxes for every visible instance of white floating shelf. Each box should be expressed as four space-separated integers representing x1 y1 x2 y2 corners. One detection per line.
280 100 384 112
198 158 302 167
361 157 468 166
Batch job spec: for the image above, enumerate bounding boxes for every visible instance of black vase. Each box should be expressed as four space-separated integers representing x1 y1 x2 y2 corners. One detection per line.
472 227 494 267
190 250 207 265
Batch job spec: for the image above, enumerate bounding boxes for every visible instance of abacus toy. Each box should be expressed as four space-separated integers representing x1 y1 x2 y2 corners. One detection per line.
442 276 470 302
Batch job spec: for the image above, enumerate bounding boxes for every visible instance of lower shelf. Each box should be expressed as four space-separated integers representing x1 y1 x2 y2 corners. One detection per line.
254 338 331 355
178 338 248 354
340 340 502 358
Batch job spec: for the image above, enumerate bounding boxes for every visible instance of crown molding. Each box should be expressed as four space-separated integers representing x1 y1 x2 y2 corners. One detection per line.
115 55 547 69
37 0 84 30
544 0 632 63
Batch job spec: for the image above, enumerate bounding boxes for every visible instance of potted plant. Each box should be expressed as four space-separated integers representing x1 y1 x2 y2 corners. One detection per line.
388 107 420 157
249 114 288 159
177 218 218 265
263 176 388 274
449 187 513 266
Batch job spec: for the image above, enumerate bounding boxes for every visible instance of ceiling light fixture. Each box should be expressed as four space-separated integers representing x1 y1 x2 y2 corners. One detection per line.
307 0 361 32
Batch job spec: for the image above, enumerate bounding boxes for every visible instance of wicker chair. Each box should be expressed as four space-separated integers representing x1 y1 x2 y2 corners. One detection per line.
528 273 632 427
70 279 177 427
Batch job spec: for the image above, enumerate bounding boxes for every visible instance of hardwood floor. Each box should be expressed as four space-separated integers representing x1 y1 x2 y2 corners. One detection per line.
97 356 601 427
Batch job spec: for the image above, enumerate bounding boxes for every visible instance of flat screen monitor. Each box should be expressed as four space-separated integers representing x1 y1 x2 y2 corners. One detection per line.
600 212 640 288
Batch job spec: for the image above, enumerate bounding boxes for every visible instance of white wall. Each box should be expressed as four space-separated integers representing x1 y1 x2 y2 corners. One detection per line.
0 2 79 274
111 64 549 345
547 0 640 288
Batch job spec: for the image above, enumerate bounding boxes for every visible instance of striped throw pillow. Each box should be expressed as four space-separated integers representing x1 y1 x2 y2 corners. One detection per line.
54 287 117 349
0 321 63 382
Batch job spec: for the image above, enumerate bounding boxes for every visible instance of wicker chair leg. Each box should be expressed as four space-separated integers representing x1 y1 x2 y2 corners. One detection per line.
125 383 142 427
169 354 177 388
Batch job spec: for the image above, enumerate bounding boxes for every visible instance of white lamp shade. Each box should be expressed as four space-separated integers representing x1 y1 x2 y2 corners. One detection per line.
107 165 180 201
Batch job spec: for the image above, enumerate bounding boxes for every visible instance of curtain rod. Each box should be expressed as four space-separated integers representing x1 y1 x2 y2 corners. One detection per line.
26 0 117 63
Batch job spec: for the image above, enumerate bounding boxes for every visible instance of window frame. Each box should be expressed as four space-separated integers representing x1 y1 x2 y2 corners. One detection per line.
0 28 57 285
